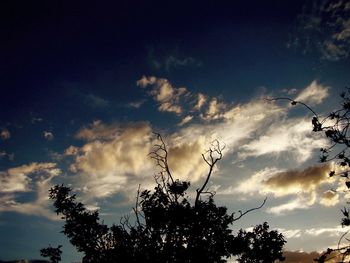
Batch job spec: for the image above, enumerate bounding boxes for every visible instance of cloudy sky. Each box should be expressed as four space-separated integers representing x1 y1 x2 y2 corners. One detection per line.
1 0 350 262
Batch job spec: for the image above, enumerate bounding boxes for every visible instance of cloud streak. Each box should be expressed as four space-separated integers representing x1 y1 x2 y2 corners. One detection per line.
231 163 335 214
290 0 350 61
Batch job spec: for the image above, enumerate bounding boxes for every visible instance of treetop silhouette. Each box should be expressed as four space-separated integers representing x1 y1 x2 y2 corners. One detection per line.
42 133 285 263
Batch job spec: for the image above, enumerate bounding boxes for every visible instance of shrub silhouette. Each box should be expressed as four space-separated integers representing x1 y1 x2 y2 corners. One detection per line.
40 245 62 263
43 134 285 262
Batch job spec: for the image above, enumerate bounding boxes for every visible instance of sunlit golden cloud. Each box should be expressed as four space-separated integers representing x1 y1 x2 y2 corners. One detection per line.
137 75 189 115
231 164 335 214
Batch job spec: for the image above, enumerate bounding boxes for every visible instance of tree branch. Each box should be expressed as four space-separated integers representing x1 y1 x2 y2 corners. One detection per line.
232 197 267 222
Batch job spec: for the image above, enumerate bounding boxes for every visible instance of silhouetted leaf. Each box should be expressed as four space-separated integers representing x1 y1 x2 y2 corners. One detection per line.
346 181 350 189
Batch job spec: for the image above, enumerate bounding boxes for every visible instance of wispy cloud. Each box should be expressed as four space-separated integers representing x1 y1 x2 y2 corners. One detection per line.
128 99 146 109
239 117 327 163
31 117 43 124
0 150 14 161
147 49 202 71
290 0 350 61
163 55 202 71
178 115 193 126
277 228 302 239
84 93 109 109
294 80 329 105
305 225 346 237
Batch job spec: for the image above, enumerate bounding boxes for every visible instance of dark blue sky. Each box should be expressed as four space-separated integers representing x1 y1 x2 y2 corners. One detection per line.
1 1 350 262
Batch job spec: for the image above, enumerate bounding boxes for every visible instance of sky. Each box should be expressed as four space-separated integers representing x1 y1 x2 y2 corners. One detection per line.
1 0 350 262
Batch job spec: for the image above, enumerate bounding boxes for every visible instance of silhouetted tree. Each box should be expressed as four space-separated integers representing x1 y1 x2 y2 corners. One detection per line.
40 245 62 263
43 134 285 262
234 223 286 263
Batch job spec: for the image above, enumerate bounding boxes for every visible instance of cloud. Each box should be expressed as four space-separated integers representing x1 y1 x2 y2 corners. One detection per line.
201 97 228 120
178 115 193 126
194 93 207 111
232 164 335 214
320 190 339 206
0 162 58 193
64 145 80 156
167 137 208 182
128 99 146 109
67 77 332 208
31 117 43 124
43 131 54 141
0 128 10 140
70 122 155 198
69 119 224 199
137 76 285 127
239 117 327 163
147 49 201 71
305 225 346 237
0 163 60 220
75 120 119 141
264 164 331 196
84 94 109 109
290 0 350 60
294 80 330 105
164 55 202 71
137 76 189 115
0 150 14 161
177 98 285 154
267 195 317 215
277 228 302 239
0 170 31 193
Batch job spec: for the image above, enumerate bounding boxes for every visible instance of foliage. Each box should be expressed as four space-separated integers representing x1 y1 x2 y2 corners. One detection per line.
42 134 285 262
40 245 62 263
234 223 286 263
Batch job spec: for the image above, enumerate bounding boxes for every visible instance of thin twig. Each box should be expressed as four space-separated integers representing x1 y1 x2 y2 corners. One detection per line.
233 197 267 222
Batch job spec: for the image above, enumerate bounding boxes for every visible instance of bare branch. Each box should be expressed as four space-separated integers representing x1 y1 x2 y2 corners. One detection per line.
265 97 319 117
195 140 225 206
232 197 267 222
133 184 142 227
149 132 175 184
